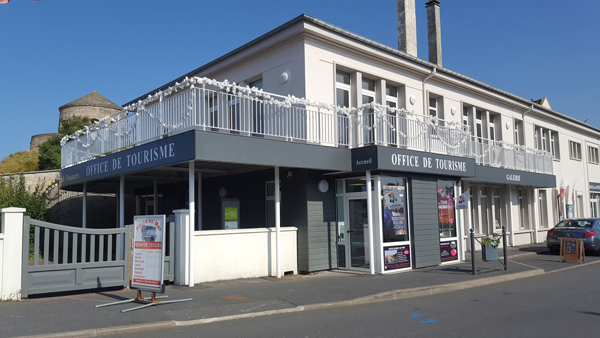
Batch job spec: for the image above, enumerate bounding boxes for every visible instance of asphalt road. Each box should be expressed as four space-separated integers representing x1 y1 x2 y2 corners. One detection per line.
110 262 600 338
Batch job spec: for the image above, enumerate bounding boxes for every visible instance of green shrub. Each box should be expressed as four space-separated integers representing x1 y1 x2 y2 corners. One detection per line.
37 117 93 170
0 175 47 221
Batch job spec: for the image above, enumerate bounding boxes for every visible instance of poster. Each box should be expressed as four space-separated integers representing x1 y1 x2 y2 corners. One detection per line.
565 239 576 254
132 215 165 293
440 241 458 262
381 183 407 242
456 190 469 210
224 207 239 229
384 245 411 270
437 185 456 238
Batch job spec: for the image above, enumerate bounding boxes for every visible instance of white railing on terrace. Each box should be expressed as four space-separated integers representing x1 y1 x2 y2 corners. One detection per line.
61 77 553 175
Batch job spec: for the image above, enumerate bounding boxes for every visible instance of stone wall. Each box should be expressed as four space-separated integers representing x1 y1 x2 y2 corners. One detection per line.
59 106 120 125
30 133 61 150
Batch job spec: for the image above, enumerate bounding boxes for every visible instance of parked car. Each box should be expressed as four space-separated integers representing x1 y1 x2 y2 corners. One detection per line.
547 218 600 255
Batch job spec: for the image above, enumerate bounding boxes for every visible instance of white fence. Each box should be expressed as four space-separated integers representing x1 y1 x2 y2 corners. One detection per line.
61 77 553 175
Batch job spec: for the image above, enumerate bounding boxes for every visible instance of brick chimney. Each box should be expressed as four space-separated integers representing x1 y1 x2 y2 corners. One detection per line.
426 0 442 66
397 0 417 57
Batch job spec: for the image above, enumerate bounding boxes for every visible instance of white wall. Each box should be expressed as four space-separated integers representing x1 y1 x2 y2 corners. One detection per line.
0 235 4 298
194 227 297 283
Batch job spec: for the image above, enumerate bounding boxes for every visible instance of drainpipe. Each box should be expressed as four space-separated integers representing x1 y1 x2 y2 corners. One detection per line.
422 67 437 116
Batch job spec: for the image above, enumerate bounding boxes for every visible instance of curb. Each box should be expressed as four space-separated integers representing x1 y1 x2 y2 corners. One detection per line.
16 268 546 338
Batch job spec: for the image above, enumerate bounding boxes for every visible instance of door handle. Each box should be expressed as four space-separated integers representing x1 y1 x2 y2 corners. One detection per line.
347 230 354 233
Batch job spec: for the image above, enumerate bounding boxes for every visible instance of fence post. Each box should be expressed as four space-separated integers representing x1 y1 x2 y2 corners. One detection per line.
1 207 26 300
502 226 508 270
470 228 476 275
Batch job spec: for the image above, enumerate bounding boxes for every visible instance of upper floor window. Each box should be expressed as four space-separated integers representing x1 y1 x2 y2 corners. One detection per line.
475 110 483 139
362 78 375 105
429 97 438 119
462 108 469 126
514 119 523 146
336 71 351 108
589 146 599 164
386 85 397 109
569 140 582 160
550 131 560 159
488 115 496 141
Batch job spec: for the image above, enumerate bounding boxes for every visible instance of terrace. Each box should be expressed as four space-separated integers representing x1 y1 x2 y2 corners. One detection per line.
61 77 553 175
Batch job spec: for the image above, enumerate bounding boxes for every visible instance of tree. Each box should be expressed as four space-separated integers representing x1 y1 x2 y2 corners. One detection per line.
37 117 92 170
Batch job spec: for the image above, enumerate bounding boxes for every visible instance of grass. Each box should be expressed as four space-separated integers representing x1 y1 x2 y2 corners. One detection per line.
0 149 40 173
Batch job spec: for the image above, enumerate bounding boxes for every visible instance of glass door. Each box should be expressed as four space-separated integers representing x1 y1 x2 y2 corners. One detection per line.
347 198 369 269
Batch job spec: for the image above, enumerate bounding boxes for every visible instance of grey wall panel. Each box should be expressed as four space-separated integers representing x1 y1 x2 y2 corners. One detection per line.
283 169 309 272
410 176 441 268
305 171 337 272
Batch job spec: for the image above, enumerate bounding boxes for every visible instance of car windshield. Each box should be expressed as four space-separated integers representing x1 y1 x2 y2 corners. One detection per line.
555 220 595 228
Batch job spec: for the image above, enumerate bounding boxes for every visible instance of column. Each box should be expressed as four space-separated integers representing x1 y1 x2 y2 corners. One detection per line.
188 161 195 287
366 170 375 275
82 183 87 229
275 166 281 278
532 187 540 244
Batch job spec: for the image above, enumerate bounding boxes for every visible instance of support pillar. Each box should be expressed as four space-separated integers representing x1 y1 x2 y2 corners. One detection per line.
82 183 87 228
532 187 540 244
188 161 195 287
119 175 125 260
275 166 281 278
366 170 375 275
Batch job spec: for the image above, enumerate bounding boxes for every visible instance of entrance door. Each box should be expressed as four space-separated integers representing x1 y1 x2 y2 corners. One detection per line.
346 198 369 269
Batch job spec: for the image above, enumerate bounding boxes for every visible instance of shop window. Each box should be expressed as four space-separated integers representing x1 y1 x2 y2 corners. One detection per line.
518 189 530 230
492 188 502 232
569 141 582 160
590 193 599 218
577 195 584 217
538 190 548 228
588 146 599 164
345 178 374 193
437 180 456 238
381 178 408 243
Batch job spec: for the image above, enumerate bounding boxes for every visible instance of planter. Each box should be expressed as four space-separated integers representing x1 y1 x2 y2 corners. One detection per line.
482 244 498 261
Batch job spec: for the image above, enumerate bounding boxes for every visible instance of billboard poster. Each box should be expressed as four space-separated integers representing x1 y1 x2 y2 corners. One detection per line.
437 184 456 238
224 207 239 229
132 215 165 293
440 240 458 262
382 183 407 241
384 245 411 270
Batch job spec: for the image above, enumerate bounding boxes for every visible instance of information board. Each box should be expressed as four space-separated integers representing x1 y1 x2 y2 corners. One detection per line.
222 199 240 229
560 238 585 264
440 240 458 262
132 215 165 293
383 245 411 271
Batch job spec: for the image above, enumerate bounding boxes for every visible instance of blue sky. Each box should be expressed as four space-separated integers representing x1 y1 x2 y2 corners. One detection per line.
1 0 599 161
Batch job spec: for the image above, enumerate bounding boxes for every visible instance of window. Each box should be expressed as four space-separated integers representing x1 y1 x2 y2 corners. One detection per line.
569 141 582 160
429 97 438 119
514 120 523 145
386 85 398 109
589 146 599 164
336 71 351 145
437 180 456 238
362 79 375 105
462 108 469 126
518 189 530 230
362 79 376 143
538 190 548 228
475 111 483 139
488 115 496 141
250 78 264 134
550 132 559 159
336 72 351 108
386 85 399 145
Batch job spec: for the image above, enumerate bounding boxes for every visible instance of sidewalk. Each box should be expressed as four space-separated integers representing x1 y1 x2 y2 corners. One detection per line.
2 244 598 338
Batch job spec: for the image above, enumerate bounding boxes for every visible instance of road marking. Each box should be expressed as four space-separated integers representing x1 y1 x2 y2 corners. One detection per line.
508 260 540 270
410 313 427 318
419 318 438 323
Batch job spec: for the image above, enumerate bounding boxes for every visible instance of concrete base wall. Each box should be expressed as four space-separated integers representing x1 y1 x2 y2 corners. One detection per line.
194 227 297 283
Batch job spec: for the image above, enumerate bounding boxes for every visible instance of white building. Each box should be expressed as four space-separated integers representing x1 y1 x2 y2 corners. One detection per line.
58 1 597 281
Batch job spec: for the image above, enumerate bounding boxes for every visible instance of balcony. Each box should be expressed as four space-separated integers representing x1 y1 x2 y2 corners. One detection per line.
60 77 553 175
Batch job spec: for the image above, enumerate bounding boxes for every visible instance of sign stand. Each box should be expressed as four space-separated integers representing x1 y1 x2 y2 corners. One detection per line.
559 238 585 264
96 289 192 313
96 215 192 312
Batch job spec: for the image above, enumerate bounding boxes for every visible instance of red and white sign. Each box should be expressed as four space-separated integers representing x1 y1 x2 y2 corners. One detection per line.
131 215 165 292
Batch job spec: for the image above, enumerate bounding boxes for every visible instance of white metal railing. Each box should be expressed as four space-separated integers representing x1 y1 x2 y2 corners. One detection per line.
61 77 553 175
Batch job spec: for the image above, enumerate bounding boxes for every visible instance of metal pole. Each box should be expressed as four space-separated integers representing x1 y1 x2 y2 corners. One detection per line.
275 166 281 278
120 175 125 260
470 228 476 275
366 170 375 275
188 161 195 287
502 226 508 270
82 183 87 229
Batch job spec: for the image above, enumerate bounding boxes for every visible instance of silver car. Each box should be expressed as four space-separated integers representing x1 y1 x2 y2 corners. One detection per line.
547 218 600 255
